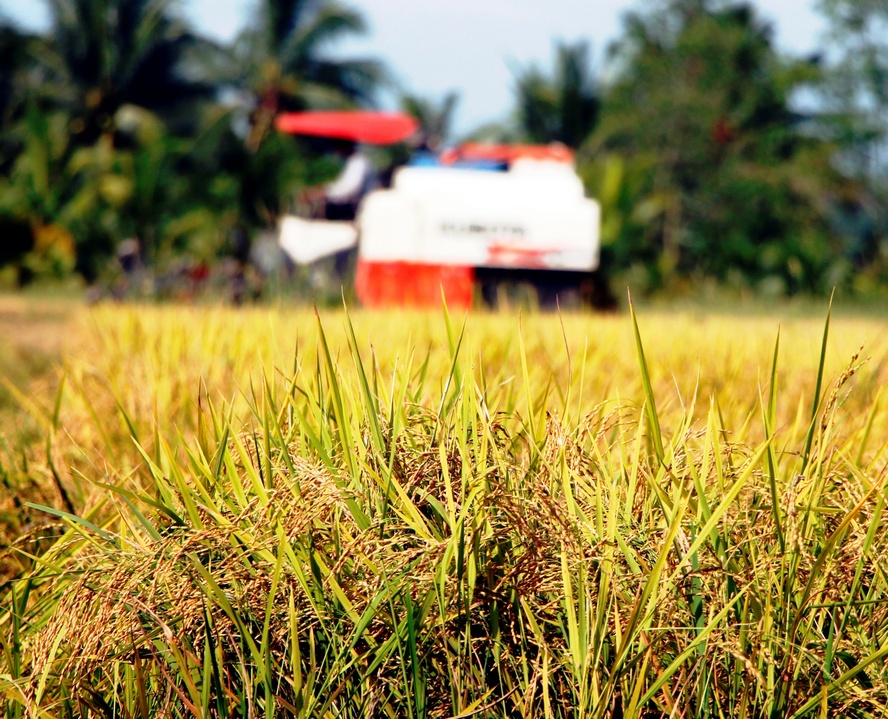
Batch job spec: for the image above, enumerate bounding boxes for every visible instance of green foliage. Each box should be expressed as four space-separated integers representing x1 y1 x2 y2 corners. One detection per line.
0 21 37 174
514 40 600 149
401 91 460 150
814 0 888 289
0 0 224 282
578 153 668 293
0 214 34 275
36 0 214 143
590 0 842 295
226 0 385 150
0 106 106 282
0 0 381 285
2 0 888 297
817 0 888 181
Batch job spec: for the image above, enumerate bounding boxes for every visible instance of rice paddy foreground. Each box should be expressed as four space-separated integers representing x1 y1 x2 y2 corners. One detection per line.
2 299 888 718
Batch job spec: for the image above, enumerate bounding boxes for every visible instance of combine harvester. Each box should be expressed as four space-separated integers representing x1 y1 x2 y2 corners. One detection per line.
276 111 601 309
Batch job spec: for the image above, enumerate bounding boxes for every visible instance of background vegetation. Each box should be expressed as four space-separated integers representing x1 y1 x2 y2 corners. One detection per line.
0 0 886 301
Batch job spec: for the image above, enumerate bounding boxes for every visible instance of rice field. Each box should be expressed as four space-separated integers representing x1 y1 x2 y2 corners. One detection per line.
2 296 888 717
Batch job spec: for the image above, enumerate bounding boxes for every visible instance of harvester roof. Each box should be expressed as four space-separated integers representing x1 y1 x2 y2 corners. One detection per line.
274 111 419 145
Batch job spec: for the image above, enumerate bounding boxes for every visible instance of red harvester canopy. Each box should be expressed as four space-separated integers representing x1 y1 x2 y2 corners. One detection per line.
439 143 575 165
275 111 419 145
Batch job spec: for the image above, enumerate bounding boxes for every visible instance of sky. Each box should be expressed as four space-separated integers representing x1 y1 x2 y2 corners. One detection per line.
5 0 824 135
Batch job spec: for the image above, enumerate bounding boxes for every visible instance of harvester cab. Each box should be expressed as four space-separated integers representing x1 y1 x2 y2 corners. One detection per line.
276 111 601 308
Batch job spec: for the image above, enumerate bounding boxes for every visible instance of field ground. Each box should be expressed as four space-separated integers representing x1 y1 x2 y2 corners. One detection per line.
1 293 888 717
0 295 74 391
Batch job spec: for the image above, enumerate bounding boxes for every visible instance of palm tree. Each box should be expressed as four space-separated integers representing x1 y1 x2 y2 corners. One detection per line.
401 91 459 150
0 21 34 121
230 0 385 149
0 20 39 170
514 40 600 149
37 0 213 144
0 21 38 276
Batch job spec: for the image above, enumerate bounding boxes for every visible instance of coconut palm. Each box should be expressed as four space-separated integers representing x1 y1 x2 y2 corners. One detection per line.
401 90 460 150
230 0 385 149
0 21 34 124
0 22 37 277
514 40 600 149
0 20 39 171
36 0 213 144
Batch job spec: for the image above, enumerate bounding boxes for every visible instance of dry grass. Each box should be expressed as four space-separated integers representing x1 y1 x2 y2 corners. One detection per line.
0 294 79 582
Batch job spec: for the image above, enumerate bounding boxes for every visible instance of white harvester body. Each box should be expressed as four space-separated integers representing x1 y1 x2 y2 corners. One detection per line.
272 112 602 306
359 159 599 271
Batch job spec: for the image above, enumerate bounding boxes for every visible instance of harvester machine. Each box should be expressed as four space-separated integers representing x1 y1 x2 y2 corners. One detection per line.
276 111 601 308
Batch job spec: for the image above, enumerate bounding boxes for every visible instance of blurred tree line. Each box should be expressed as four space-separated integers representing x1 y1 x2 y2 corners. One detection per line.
508 0 888 298
0 0 381 291
0 0 886 300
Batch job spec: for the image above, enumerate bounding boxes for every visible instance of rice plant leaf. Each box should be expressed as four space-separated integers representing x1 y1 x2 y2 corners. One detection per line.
667 437 773 585
89 478 185 527
33 625 67 706
314 311 372 531
116 492 163 542
433 312 468 441
791 481 879 634
24 503 117 546
441 290 464 390
855 384 882 466
789 643 888 719
561 546 582 673
115 396 140 446
211 423 231 479
763 327 785 554
344 304 385 457
629 296 664 464
802 290 833 470
638 586 748 706
187 554 268 678
131 631 150 719
261 530 287 661
611 491 690 675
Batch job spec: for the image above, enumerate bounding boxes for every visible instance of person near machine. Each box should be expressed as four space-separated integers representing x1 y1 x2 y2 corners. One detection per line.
323 140 374 220
317 140 374 276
